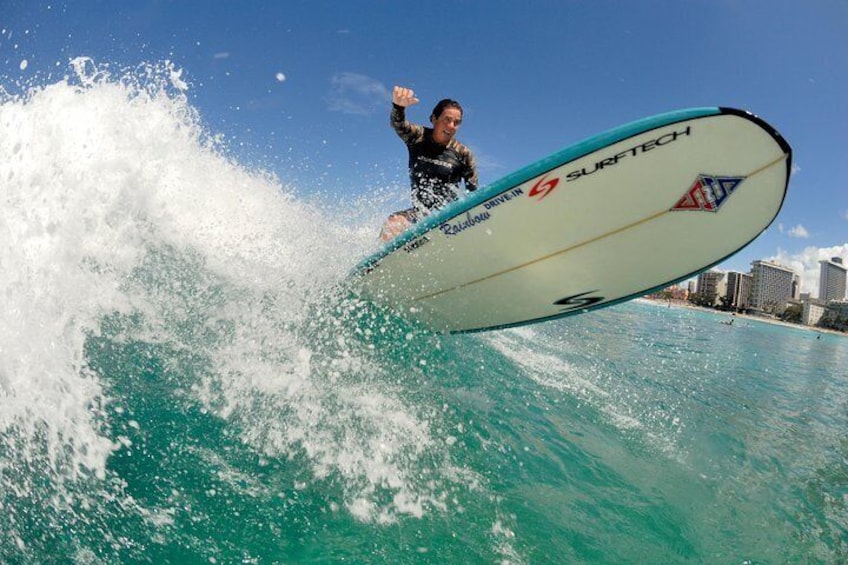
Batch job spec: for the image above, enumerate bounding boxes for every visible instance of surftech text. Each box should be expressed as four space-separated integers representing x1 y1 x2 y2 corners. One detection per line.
566 126 692 182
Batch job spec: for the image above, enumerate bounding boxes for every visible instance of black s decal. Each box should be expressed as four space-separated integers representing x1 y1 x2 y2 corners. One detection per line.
554 290 604 312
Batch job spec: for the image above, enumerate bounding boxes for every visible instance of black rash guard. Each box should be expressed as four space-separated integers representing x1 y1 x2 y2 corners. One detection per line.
390 104 478 216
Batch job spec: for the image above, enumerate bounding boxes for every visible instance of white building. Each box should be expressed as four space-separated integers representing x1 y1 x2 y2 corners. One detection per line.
749 260 797 313
818 257 847 302
802 301 826 326
726 271 752 310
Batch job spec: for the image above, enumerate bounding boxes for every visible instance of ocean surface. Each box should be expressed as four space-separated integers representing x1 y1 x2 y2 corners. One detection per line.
2 61 847 564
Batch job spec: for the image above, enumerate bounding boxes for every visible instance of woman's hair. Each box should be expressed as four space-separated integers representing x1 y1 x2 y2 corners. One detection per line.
431 98 463 121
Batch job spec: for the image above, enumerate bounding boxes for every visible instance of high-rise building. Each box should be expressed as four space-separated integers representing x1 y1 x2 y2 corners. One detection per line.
696 271 725 306
726 271 752 311
818 257 847 302
749 260 796 313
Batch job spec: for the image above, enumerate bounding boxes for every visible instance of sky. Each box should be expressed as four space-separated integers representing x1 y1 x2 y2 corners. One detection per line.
2 0 847 296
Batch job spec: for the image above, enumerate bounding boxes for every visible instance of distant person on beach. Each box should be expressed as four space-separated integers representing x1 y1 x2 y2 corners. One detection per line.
381 85 478 241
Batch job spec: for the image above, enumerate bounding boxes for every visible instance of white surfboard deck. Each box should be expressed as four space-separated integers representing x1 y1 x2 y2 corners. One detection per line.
351 107 792 333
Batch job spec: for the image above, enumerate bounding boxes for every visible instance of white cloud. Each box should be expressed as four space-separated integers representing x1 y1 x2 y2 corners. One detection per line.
213 52 230 60
788 224 809 238
326 72 390 116
777 223 810 239
769 243 848 297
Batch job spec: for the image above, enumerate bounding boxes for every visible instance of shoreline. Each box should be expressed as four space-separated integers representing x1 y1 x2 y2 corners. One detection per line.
636 298 848 338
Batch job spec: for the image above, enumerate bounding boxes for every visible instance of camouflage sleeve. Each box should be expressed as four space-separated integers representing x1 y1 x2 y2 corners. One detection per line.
460 144 478 192
390 104 424 145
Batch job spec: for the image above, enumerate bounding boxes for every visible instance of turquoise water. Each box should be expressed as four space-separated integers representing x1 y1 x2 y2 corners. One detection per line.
2 63 847 564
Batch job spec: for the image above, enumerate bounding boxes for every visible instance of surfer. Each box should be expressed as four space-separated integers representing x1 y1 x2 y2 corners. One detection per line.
381 85 478 241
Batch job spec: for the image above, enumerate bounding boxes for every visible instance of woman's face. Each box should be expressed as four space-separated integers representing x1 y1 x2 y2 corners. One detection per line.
431 107 462 145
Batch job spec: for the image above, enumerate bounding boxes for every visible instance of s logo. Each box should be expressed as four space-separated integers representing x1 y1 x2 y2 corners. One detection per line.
528 174 560 201
554 291 604 312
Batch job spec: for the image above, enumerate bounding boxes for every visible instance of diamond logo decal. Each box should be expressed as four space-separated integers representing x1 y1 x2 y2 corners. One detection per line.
671 175 745 212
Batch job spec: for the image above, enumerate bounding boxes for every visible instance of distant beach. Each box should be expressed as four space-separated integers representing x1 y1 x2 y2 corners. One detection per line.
637 297 847 338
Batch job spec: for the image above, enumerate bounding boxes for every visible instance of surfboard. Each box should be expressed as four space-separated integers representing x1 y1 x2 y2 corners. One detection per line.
351 107 792 333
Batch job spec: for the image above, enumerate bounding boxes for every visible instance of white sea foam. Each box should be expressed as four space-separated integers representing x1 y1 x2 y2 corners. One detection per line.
0 57 458 523
486 330 607 400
